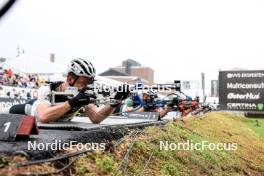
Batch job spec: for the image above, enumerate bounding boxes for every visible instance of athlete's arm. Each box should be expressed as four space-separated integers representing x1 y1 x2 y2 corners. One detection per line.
158 106 172 118
84 84 130 123
36 102 71 123
84 104 115 124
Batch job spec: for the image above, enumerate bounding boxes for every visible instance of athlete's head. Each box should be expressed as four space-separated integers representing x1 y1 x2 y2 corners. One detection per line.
66 58 96 90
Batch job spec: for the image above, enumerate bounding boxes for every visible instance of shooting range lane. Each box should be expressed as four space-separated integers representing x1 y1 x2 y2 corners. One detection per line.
0 115 168 160
38 113 161 130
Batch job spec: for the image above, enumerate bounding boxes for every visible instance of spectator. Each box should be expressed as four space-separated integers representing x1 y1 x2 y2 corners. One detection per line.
6 91 10 97
1 74 8 85
7 69 13 78
26 91 31 99
20 89 27 99
0 86 3 97
37 75 45 87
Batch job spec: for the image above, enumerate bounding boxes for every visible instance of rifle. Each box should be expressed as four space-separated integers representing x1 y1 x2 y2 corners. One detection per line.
50 81 182 105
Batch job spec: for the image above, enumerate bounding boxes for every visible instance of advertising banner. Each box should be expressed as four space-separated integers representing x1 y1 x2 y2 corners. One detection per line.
219 70 264 111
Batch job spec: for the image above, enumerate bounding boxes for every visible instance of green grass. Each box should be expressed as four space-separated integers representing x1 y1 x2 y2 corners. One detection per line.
241 117 264 139
95 155 115 173
161 163 179 176
73 112 264 175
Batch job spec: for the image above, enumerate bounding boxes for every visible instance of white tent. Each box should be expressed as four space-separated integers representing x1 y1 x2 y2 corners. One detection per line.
1 56 132 83
2 55 66 74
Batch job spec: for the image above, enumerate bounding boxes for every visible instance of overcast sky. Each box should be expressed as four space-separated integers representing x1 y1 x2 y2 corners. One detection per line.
1 0 264 85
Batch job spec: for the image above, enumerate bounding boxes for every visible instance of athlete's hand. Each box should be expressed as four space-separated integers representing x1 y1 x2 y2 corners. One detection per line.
68 89 90 109
110 84 130 107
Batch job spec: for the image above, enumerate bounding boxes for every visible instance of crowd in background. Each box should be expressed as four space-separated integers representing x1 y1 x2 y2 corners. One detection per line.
0 67 44 99
0 68 45 88
0 67 45 88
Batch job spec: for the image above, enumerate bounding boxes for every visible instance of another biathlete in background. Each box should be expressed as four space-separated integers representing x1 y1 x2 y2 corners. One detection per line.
121 90 176 118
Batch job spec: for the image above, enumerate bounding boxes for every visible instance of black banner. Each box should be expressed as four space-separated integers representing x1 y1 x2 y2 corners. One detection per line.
219 70 264 111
